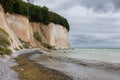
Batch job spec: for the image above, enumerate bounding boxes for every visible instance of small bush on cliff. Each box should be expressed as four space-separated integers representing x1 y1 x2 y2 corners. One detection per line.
33 32 42 42
0 0 70 31
0 28 9 36
0 37 10 47
19 45 23 49
0 28 10 47
33 31 53 49
14 47 19 51
0 46 12 55
23 42 31 49
42 43 53 49
19 38 31 49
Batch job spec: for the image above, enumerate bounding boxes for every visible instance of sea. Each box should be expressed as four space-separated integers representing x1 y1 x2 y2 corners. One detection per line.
30 48 120 80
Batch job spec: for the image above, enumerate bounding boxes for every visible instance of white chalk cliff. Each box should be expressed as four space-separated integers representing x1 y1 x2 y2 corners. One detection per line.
0 5 70 50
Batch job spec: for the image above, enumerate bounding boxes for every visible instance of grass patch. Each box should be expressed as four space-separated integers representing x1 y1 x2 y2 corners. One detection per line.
0 28 10 47
0 28 11 55
19 45 23 49
42 43 53 49
0 37 10 47
33 31 42 42
12 54 72 80
0 46 12 55
19 38 31 49
33 31 53 49
23 42 31 49
14 48 19 51
0 28 9 36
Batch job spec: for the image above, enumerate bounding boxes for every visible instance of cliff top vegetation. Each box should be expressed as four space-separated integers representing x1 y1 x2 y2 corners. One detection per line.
0 0 70 31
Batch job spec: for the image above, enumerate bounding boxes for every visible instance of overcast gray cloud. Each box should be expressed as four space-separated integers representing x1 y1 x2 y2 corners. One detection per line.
32 0 120 12
24 0 120 48
75 0 120 12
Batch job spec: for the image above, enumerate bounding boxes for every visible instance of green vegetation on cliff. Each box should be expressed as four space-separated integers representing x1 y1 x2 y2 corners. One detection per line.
0 28 12 55
0 0 70 31
19 38 31 49
33 31 53 49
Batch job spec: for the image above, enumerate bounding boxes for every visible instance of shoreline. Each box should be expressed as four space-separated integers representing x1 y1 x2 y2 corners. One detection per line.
31 49 120 80
12 51 73 80
1 48 120 80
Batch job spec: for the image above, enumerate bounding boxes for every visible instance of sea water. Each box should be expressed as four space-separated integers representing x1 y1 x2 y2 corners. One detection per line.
30 48 120 80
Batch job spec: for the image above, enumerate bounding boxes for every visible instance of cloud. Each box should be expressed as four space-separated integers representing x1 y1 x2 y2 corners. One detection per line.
76 0 120 12
32 0 120 13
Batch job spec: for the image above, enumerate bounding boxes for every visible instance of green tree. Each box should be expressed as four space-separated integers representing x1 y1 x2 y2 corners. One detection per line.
41 6 49 24
0 0 14 13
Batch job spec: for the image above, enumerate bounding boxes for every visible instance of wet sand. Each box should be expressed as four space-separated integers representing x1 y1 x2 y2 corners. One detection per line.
13 52 73 80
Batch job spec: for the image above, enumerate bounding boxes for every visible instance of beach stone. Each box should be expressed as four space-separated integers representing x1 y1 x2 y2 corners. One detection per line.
0 56 18 80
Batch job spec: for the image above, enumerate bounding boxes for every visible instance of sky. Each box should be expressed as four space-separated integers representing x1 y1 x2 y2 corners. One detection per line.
24 0 120 48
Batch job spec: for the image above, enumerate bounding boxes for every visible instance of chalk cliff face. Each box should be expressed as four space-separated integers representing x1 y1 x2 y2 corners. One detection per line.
0 5 70 50
31 23 70 49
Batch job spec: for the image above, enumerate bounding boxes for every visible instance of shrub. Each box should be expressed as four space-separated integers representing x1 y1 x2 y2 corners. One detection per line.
19 45 23 49
0 28 10 47
14 47 19 51
42 43 53 49
19 38 31 49
0 46 12 55
0 28 9 36
33 31 53 49
0 28 11 55
33 32 42 42
23 42 31 49
0 37 10 47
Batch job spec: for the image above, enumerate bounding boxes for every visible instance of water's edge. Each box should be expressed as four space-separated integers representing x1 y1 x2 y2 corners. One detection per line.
30 49 120 80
